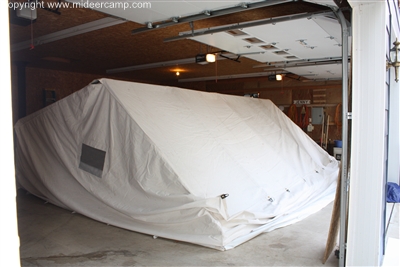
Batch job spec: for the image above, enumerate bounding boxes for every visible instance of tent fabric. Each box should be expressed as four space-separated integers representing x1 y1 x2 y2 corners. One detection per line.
14 78 339 251
387 182 400 203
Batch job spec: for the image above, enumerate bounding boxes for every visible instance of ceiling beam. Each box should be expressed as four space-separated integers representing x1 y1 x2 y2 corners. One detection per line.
252 56 346 68
107 58 196 74
178 72 342 83
179 71 283 83
131 0 296 35
106 54 238 74
261 56 343 66
11 17 126 52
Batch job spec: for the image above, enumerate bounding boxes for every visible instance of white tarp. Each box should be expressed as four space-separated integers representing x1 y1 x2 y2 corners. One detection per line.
14 78 339 250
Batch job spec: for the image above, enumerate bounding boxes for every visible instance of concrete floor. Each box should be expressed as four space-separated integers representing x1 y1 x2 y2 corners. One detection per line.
17 189 342 267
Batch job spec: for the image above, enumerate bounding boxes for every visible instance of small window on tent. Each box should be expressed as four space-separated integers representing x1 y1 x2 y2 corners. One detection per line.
79 143 106 178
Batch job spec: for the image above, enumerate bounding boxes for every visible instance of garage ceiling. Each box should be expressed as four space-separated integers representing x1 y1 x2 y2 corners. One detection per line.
9 0 350 86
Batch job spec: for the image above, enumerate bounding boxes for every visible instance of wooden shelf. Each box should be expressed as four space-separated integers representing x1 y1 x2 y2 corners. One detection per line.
278 103 339 108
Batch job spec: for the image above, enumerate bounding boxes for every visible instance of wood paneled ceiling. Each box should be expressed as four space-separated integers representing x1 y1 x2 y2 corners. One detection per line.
9 0 350 86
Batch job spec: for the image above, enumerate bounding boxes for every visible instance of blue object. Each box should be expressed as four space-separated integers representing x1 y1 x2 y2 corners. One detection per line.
334 140 342 148
387 182 400 203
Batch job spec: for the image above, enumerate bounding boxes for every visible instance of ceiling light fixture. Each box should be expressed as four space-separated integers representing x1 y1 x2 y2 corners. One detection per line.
195 54 209 65
387 38 400 82
276 74 283 81
176 71 180 76
206 53 216 63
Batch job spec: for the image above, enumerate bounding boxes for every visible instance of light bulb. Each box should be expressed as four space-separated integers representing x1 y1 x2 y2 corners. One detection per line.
206 53 216 63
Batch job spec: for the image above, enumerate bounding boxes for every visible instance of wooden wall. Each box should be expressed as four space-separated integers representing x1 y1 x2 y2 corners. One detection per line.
12 66 343 154
11 65 142 124
188 77 344 149
261 83 343 145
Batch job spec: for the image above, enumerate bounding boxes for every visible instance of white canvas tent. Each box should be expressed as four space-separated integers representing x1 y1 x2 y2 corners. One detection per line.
14 78 339 251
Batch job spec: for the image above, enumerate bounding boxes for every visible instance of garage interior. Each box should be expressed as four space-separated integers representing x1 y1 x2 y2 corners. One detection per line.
8 0 399 266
